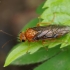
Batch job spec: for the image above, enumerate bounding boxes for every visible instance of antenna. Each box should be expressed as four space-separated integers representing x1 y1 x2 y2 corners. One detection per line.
0 30 13 36
0 30 16 48
2 38 16 48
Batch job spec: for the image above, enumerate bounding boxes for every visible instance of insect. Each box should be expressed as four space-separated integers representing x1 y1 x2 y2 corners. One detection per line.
19 25 70 42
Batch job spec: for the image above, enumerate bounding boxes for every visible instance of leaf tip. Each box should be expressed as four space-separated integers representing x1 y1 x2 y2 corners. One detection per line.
3 61 9 67
3 64 6 67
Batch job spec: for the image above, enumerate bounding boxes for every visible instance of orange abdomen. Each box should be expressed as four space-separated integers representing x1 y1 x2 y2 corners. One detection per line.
25 28 38 42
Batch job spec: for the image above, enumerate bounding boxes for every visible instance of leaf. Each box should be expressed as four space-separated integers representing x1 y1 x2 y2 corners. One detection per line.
21 18 39 31
12 46 60 65
34 47 70 70
60 34 70 48
48 34 70 48
4 18 40 67
43 0 70 15
36 2 46 15
41 0 70 25
41 10 70 26
4 41 43 67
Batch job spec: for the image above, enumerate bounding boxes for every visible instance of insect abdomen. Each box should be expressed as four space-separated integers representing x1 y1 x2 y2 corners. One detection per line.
32 25 70 40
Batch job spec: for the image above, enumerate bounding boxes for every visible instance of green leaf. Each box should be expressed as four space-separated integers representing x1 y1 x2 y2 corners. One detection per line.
41 10 70 25
34 47 70 70
21 18 39 31
12 46 60 65
48 34 70 48
4 41 43 67
43 0 70 15
36 2 46 14
60 34 70 48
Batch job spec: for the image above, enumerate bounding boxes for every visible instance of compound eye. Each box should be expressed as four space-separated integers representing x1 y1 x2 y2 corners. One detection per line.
22 40 25 42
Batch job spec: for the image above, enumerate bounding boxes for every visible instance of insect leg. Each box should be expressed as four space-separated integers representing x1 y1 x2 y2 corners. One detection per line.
26 41 31 53
37 16 42 26
50 12 56 24
42 40 48 51
37 12 56 26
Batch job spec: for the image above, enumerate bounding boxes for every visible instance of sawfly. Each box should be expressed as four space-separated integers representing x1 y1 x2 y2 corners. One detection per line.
19 25 70 42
